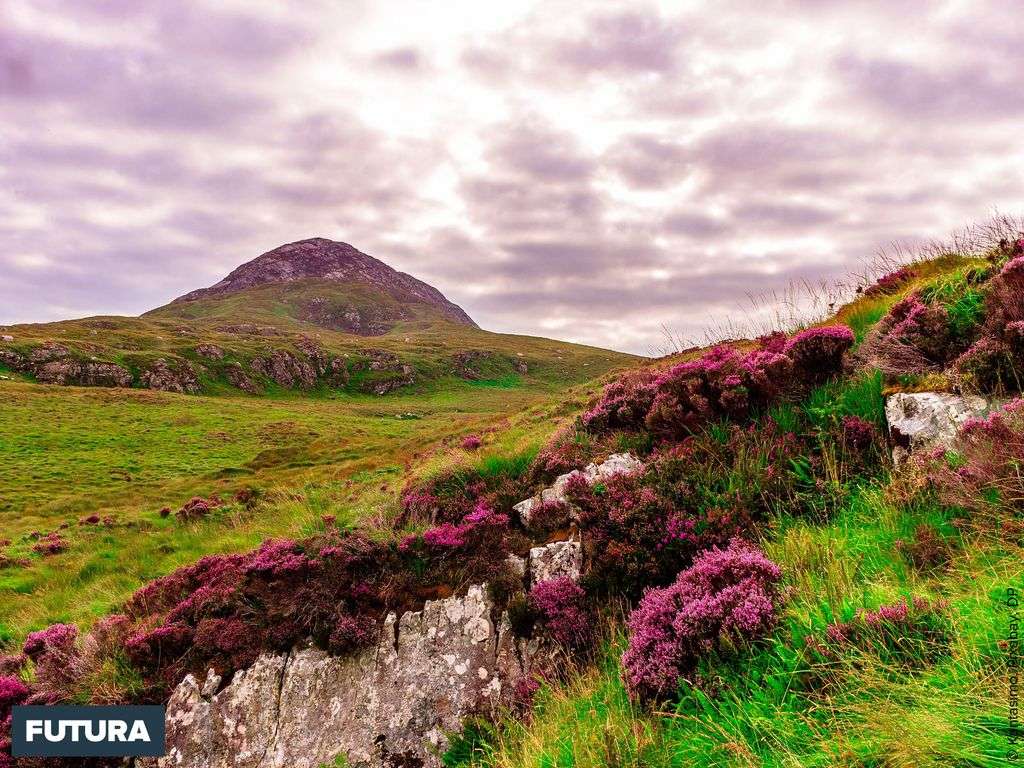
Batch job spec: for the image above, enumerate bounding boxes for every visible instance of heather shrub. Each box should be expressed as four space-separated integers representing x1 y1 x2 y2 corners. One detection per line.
0 675 28 768
839 415 878 453
622 539 783 701
176 495 220 522
783 326 855 380
399 450 536 527
31 531 68 556
953 336 1019 393
580 369 658 433
894 524 955 573
567 470 740 599
858 292 955 374
461 434 483 451
806 596 951 672
862 266 916 298
917 399 1024 520
22 623 84 704
399 502 516 592
527 578 593 651
524 500 574 540
530 426 594 481
583 326 851 441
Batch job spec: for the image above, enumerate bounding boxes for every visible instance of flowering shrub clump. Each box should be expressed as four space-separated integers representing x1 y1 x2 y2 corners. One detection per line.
398 487 443 526
31 531 68 556
863 266 916 298
583 327 852 439
580 370 658 433
22 623 83 704
953 336 1019 392
859 293 956 374
622 539 783 701
527 578 593 651
567 471 731 599
895 524 954 573
783 326 855 379
0 675 29 768
107 503 523 694
461 434 483 451
919 399 1024 519
840 415 878 453
530 427 592 480
176 495 221 522
807 596 951 670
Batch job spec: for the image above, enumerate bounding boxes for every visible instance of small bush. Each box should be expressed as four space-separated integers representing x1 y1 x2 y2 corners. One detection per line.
622 539 783 701
863 266 916 298
528 578 592 651
31 532 68 556
583 326 852 441
806 596 951 671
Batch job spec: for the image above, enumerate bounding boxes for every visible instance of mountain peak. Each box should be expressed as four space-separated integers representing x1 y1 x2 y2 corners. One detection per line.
167 238 476 329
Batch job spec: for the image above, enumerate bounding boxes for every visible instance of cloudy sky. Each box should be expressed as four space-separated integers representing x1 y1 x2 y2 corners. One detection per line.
2 0 1022 354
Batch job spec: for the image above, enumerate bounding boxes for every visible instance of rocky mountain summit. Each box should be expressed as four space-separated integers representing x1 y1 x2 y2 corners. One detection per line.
165 238 476 329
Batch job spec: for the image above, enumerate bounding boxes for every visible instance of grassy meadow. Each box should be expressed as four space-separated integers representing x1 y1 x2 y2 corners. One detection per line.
0 340 627 644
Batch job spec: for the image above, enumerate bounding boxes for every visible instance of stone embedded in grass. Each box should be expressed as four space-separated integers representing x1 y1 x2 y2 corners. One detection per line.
885 391 991 464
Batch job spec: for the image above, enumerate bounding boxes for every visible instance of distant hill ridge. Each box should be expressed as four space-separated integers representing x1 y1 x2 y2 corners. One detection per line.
165 237 476 328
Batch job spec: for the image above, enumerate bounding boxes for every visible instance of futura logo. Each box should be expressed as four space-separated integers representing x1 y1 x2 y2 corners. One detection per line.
11 705 166 758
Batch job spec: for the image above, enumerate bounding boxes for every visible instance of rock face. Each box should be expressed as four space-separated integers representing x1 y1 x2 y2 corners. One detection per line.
140 358 202 394
152 585 531 768
529 539 582 584
251 350 318 389
514 453 644 524
225 362 262 394
885 392 991 463
166 238 476 329
0 343 134 388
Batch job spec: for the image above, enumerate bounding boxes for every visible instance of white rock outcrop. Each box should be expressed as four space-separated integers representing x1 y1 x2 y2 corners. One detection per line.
148 585 529 768
885 391 991 463
513 453 643 524
529 539 582 585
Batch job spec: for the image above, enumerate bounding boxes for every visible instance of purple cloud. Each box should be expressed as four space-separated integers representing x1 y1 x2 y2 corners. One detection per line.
1 0 1023 354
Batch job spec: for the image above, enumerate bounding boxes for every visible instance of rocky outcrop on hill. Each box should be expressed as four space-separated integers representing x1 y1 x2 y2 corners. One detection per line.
250 350 318 389
885 392 992 463
140 358 202 394
0 342 134 388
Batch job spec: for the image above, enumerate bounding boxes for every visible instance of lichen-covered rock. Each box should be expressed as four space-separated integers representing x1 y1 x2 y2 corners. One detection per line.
514 453 644 524
35 359 134 387
151 585 520 768
225 362 262 394
194 343 224 360
885 391 991 463
529 539 582 585
251 350 318 389
141 358 201 394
